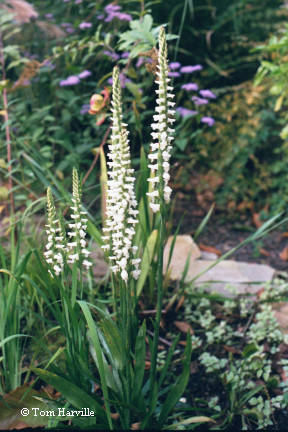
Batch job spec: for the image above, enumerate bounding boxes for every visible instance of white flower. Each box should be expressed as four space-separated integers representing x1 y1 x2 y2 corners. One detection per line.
67 168 92 269
102 66 139 282
146 27 175 212
44 187 67 277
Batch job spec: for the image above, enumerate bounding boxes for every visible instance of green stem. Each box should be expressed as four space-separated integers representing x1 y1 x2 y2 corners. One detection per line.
149 214 165 403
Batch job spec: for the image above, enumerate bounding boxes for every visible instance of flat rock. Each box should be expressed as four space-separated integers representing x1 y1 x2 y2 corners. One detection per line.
163 235 201 273
166 257 275 297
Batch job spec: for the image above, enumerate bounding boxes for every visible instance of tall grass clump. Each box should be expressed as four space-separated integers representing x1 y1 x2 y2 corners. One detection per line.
33 27 194 430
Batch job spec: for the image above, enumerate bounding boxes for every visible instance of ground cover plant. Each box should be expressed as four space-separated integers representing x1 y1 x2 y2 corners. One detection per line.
1 1 288 431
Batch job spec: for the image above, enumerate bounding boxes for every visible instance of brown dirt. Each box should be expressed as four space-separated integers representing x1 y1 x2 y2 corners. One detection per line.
173 194 288 272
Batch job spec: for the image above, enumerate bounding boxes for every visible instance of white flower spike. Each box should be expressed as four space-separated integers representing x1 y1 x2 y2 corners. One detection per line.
44 187 66 276
101 66 140 282
147 27 175 213
67 168 91 270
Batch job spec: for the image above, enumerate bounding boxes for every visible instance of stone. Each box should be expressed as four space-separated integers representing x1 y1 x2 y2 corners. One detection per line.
166 256 275 297
163 235 201 275
200 251 218 260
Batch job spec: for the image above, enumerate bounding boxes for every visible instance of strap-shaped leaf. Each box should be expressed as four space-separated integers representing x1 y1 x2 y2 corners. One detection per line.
158 334 192 427
33 368 107 423
132 320 146 402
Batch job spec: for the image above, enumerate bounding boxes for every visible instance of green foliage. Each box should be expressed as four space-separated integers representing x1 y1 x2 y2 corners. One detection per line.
183 279 288 430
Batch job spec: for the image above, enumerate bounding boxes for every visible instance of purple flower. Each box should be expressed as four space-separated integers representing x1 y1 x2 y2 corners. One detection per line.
199 89 216 99
45 13 54 19
66 27 75 34
169 62 181 70
116 12 132 21
192 96 209 106
105 4 121 13
181 83 199 91
201 116 215 126
136 57 146 68
105 11 132 22
103 50 120 61
61 22 72 27
75 0 82 3
121 51 130 59
97 14 105 20
80 104 90 115
176 107 198 118
107 72 131 88
168 71 180 78
79 22 92 29
78 70 91 79
180 65 203 73
59 76 80 86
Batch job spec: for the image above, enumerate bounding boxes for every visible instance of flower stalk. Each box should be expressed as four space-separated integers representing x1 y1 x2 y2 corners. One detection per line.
148 26 176 404
44 187 66 276
101 66 140 284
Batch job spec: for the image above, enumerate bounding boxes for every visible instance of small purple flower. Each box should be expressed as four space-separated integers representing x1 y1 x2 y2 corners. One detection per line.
176 107 198 118
169 62 181 70
105 4 121 13
181 83 198 91
201 116 215 126
78 70 91 79
60 76 80 86
116 12 132 21
180 65 203 73
97 14 105 20
103 50 120 61
136 57 145 68
80 104 90 115
104 7 132 22
66 27 75 34
121 51 130 59
107 72 131 88
79 22 92 29
168 71 180 78
199 89 216 99
45 13 54 19
192 96 209 106
61 22 72 27
75 0 82 3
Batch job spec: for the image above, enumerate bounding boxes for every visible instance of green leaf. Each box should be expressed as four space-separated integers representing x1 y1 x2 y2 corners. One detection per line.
136 229 158 297
78 301 113 430
132 321 146 402
159 334 180 388
14 251 32 278
194 203 215 241
242 343 258 358
87 220 103 246
0 334 27 349
97 318 124 370
158 335 192 427
32 368 106 422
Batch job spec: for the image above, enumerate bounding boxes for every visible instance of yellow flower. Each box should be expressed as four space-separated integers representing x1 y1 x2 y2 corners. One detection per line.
89 94 104 114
